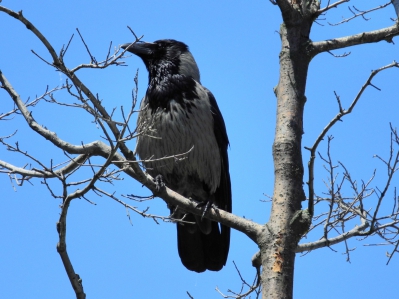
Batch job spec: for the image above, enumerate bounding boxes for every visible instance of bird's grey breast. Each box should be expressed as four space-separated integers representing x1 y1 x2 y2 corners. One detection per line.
136 82 221 193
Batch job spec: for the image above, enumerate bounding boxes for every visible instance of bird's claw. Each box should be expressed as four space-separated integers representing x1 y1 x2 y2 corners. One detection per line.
196 199 217 221
154 174 165 192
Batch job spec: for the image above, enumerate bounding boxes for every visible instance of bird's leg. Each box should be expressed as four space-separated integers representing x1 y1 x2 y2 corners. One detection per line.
200 200 212 220
196 199 217 221
154 174 165 192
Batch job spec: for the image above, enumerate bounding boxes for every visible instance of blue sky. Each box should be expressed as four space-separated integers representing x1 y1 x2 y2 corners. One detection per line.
0 1 398 298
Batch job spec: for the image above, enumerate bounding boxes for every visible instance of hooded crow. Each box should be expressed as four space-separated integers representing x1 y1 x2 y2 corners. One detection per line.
122 39 231 272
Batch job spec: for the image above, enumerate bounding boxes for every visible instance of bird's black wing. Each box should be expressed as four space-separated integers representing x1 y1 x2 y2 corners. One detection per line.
206 88 232 268
176 87 231 272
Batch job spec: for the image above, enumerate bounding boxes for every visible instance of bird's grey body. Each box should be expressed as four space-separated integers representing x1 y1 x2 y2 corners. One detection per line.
137 84 221 194
122 39 231 272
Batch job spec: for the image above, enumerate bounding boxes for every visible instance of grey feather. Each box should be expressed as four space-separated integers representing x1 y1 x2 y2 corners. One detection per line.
178 52 201 82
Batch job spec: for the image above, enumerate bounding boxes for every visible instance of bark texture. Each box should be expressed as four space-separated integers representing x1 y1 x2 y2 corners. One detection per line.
259 2 318 298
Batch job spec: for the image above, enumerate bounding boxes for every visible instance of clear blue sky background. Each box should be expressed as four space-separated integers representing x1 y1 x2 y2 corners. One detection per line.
1 1 398 298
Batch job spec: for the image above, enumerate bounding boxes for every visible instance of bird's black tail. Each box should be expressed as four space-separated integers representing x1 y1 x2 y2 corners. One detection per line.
177 216 230 273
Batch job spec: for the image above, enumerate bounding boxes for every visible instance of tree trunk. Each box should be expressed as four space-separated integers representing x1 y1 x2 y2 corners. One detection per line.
259 3 317 298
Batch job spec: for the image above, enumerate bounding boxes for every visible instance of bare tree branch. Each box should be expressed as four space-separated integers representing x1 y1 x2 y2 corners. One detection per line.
0 70 107 155
0 85 67 120
327 2 392 25
305 61 399 217
311 23 399 55
300 125 399 258
0 152 88 179
297 219 369 252
317 0 350 15
216 261 261 299
93 186 177 224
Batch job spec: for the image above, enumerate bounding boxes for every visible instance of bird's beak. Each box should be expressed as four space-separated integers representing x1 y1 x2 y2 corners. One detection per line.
121 41 154 57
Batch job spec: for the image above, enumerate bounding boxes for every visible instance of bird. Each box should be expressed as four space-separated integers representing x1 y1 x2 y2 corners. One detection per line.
121 39 231 272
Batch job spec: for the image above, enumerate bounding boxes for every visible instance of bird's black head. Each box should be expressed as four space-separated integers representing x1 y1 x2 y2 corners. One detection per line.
122 39 200 82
